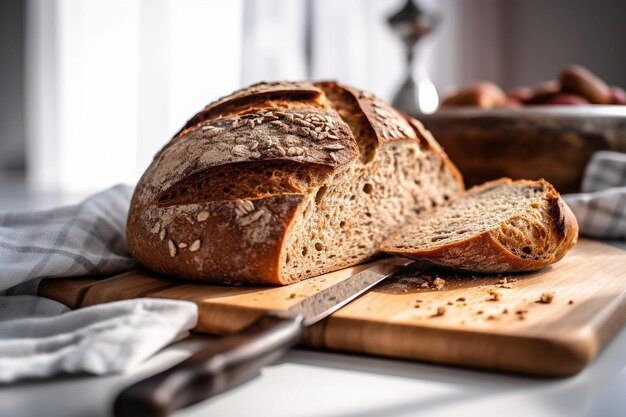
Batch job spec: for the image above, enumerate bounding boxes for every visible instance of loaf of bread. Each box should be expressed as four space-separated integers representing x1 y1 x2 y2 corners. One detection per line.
127 81 463 285
380 178 578 273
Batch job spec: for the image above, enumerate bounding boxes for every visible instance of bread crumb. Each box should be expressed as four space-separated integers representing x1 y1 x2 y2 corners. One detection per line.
502 308 509 314
456 297 466 302
402 289 408 293
420 282 429 288
435 306 446 316
289 293 297 299
515 309 528 315
433 277 446 290
447 301 453 306
538 292 555 304
415 299 423 303
497 278 508 285
487 290 502 301
476 310 483 315
568 299 574 305
487 315 497 321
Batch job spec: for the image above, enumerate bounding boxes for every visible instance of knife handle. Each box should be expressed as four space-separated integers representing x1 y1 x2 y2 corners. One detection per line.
113 313 304 417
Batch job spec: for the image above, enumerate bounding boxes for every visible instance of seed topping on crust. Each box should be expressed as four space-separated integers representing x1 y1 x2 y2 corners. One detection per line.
189 239 201 252
196 211 210 222
231 145 250 156
287 146 305 156
168 239 177 257
150 223 161 234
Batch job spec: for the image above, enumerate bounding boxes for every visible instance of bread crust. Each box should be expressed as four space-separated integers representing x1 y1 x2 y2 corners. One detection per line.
174 81 324 140
380 178 579 273
127 81 463 284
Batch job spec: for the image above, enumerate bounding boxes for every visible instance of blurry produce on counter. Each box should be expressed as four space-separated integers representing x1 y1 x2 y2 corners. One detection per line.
418 65 626 194
441 65 626 109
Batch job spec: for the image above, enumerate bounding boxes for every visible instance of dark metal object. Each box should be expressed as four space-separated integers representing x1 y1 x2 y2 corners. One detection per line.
113 258 413 417
388 0 439 114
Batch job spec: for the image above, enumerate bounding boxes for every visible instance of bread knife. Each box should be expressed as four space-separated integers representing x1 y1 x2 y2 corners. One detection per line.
113 258 413 417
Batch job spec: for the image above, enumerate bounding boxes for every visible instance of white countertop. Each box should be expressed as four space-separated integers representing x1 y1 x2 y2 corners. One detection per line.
2 183 625 417
2 327 626 417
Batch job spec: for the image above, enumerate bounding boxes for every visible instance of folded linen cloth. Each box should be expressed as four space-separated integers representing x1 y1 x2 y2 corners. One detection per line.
563 151 626 240
0 185 198 383
0 296 197 382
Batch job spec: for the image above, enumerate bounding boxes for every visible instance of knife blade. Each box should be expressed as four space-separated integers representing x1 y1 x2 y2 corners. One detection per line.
113 257 413 417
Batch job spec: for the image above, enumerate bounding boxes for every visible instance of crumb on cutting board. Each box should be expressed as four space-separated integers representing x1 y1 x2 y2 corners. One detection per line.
435 306 446 316
289 293 297 299
538 292 555 304
568 299 574 305
487 290 502 301
433 277 446 290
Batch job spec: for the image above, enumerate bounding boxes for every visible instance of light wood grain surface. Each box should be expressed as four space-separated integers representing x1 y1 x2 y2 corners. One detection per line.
39 238 626 376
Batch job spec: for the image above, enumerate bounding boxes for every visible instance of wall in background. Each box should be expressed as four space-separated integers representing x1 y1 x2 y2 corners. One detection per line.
501 0 626 89
2 0 626 195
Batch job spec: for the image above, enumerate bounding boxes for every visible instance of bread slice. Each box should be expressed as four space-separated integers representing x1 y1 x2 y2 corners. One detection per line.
380 178 578 273
127 81 463 285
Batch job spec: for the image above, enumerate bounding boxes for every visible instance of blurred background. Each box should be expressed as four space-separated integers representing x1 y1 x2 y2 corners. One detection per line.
1 0 626 207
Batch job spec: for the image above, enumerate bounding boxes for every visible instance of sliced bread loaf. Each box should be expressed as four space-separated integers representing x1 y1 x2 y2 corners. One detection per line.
127 81 463 285
380 178 578 273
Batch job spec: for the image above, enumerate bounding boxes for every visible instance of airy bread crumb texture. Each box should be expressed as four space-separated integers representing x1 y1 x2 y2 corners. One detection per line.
279 84 457 283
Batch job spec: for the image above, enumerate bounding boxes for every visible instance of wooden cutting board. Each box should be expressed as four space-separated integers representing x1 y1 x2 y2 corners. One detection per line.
39 238 626 376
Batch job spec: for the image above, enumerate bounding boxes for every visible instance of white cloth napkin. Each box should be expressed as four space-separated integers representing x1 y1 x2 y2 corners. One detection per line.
563 151 626 240
0 185 198 383
0 296 197 382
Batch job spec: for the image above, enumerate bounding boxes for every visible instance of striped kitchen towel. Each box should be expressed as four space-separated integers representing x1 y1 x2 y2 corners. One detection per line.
564 151 626 241
0 185 198 383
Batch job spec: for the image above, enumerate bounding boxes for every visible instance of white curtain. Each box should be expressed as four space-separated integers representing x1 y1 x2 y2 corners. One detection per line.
26 0 244 195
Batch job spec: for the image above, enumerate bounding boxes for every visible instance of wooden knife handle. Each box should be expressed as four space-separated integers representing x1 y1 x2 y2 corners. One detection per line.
113 313 304 417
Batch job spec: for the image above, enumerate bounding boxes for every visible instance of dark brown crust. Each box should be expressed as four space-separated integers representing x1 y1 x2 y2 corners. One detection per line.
139 108 357 205
128 194 304 285
380 178 578 273
174 81 323 138
318 82 418 145
127 81 464 284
